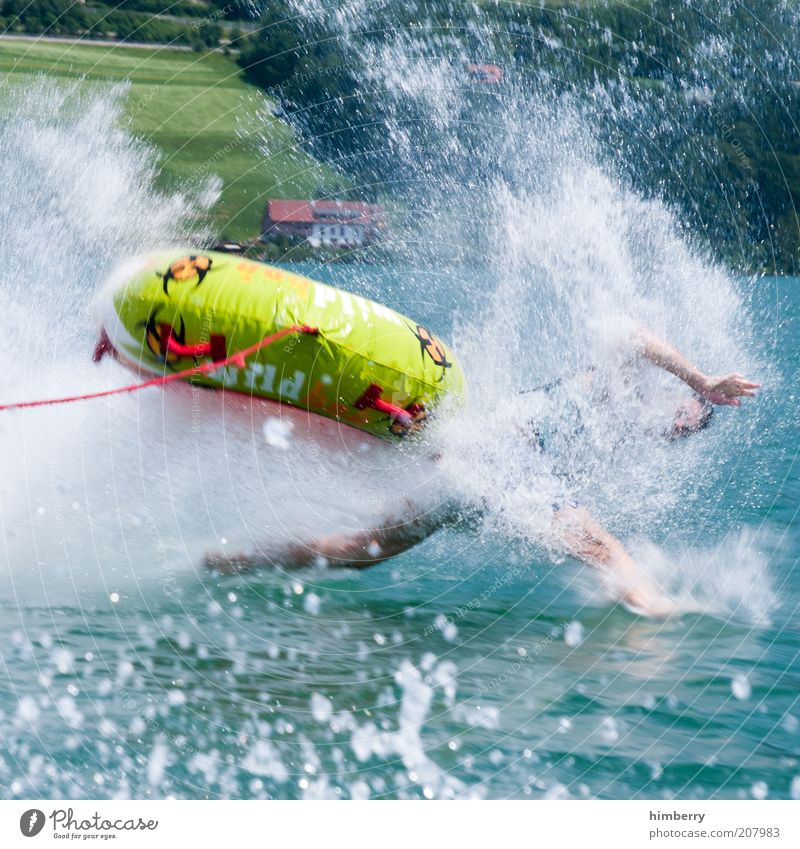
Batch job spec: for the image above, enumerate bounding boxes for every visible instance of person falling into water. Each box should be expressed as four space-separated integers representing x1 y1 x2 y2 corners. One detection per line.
207 326 759 617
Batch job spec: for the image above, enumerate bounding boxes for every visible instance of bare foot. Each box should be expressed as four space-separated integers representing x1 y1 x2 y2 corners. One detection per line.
620 587 676 618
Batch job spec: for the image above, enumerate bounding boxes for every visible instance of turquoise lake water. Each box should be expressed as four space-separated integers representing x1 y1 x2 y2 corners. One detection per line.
0 266 797 801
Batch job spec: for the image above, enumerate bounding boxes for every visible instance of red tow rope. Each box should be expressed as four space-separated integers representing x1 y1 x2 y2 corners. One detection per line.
0 325 319 412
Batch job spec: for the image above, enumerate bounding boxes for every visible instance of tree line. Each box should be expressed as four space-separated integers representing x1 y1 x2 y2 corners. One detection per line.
0 0 254 49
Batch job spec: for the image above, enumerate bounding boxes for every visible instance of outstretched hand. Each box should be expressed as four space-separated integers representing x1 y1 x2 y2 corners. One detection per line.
699 373 760 406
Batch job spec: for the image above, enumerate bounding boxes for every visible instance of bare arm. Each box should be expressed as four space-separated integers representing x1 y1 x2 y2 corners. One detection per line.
283 511 445 570
633 326 759 406
205 506 451 574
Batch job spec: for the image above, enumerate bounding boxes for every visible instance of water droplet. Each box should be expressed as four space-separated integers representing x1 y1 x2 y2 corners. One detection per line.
263 417 294 450
52 648 73 674
16 696 40 724
564 621 585 647
600 716 619 743
147 740 169 787
310 692 333 723
167 690 186 706
731 673 751 700
303 593 321 615
434 614 457 642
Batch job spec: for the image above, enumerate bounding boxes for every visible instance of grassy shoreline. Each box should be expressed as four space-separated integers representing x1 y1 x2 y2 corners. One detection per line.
0 38 345 243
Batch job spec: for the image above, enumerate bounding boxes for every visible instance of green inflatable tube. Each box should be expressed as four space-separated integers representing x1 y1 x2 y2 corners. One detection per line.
98 250 466 439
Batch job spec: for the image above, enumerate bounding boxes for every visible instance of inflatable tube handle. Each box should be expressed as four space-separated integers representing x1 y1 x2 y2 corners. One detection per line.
354 383 414 426
372 397 413 425
92 329 114 363
161 325 227 362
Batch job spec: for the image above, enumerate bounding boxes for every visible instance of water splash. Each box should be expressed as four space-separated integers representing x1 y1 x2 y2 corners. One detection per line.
0 21 774 628
265 1 774 620
0 78 436 607
630 529 779 626
0 78 210 355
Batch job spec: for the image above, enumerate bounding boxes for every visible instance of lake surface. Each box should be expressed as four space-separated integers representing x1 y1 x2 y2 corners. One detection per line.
1 266 797 801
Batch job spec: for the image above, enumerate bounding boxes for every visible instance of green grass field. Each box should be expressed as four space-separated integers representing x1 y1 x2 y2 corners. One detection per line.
0 39 346 242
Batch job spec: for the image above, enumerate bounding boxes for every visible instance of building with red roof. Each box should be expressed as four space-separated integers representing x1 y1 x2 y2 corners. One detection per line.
466 63 503 84
262 200 385 248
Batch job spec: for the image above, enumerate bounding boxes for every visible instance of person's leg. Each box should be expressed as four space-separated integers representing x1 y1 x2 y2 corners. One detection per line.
552 505 673 616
